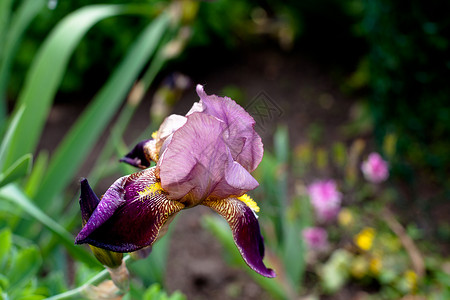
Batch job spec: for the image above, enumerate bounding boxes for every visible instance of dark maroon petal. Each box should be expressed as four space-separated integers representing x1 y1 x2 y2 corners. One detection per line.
195 85 263 172
75 167 184 252
76 176 127 243
203 197 276 278
79 178 100 226
120 139 153 169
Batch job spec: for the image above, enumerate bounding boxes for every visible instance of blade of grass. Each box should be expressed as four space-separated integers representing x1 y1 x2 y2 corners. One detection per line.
0 153 32 188
33 12 171 213
0 183 100 267
3 3 155 169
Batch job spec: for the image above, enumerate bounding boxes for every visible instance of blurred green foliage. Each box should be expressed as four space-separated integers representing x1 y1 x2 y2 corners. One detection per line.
206 126 450 299
0 0 189 298
5 0 368 101
1 0 449 298
359 0 450 189
6 0 165 98
0 228 47 299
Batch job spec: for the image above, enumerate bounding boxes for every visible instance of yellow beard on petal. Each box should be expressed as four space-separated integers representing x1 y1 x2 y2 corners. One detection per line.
138 182 163 202
237 194 260 213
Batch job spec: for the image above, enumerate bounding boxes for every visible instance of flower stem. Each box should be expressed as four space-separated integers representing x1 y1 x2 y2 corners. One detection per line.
46 256 131 300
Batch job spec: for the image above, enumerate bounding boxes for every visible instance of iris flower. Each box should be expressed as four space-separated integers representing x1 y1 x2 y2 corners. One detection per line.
75 85 275 278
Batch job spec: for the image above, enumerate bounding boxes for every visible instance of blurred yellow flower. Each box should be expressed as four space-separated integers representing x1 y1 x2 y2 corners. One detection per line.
369 255 382 275
405 269 417 292
338 208 354 227
354 227 375 251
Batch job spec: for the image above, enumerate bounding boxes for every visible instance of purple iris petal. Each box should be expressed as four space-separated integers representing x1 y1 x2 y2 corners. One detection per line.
79 178 100 225
193 85 263 173
75 84 275 277
75 167 184 252
158 112 258 204
204 197 276 278
213 158 259 198
120 139 153 169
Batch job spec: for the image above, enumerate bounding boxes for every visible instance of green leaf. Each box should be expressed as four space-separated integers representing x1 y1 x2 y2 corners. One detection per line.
0 228 12 270
16 296 46 300
24 150 48 198
3 4 155 169
0 273 10 291
0 105 25 171
282 218 305 292
0 184 100 267
169 292 187 300
274 125 289 208
0 153 32 188
7 246 41 291
0 0 13 57
34 12 170 212
0 0 47 103
143 284 163 300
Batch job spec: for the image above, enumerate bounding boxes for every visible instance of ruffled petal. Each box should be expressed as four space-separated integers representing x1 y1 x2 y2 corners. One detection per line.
203 197 276 278
158 112 230 203
195 85 263 172
209 153 259 199
75 167 184 252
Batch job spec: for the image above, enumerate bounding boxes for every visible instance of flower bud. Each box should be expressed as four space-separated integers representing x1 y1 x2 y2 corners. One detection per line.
90 245 124 269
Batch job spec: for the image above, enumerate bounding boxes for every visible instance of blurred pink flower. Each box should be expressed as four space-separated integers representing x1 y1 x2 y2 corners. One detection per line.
308 180 342 222
302 227 328 250
361 152 389 183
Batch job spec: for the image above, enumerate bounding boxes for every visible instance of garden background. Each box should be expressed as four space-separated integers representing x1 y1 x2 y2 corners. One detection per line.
0 0 449 299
